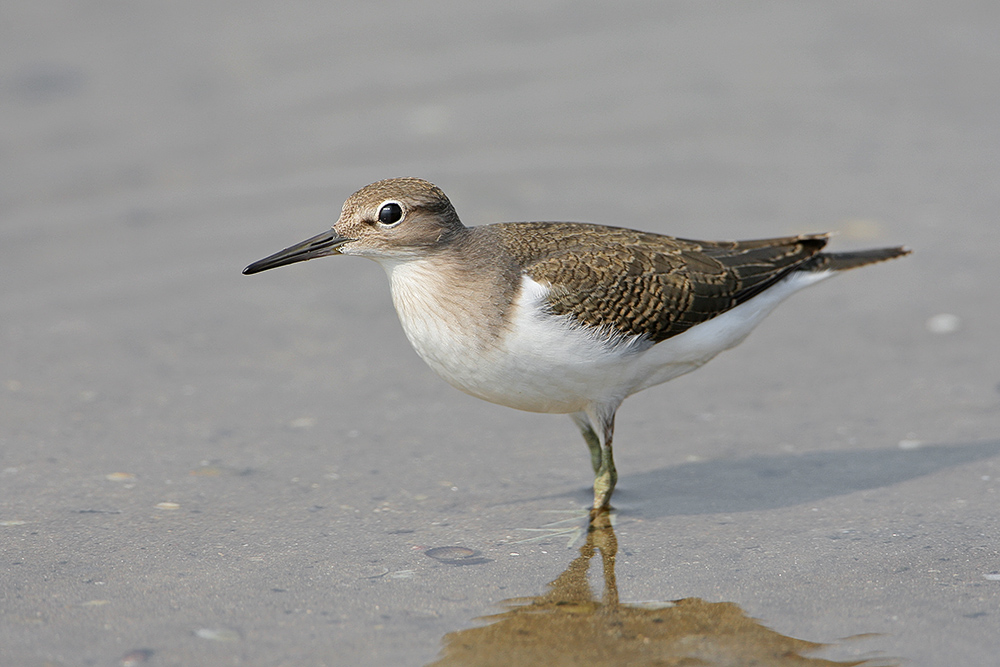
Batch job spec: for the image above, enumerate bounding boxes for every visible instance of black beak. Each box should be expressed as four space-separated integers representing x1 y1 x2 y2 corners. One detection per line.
243 229 352 275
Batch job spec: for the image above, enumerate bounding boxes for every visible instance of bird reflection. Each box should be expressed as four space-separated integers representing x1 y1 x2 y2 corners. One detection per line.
429 511 885 666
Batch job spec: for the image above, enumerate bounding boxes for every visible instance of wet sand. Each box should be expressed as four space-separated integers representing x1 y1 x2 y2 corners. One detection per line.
2 2 999 665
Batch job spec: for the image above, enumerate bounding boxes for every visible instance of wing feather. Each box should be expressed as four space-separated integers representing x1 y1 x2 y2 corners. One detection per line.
494 222 827 342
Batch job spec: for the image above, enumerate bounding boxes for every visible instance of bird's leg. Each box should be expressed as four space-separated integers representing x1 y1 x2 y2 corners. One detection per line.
571 412 603 474
573 407 618 511
591 428 616 511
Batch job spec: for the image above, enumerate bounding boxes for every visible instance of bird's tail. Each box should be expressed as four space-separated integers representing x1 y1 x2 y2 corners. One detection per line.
802 246 911 272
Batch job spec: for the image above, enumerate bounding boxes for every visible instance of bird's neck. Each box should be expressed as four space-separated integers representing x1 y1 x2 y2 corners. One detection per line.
376 233 519 364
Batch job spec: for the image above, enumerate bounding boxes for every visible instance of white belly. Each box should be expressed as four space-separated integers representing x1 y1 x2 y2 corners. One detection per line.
386 260 832 414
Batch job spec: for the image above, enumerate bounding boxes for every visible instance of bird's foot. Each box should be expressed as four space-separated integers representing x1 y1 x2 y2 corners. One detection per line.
591 467 617 512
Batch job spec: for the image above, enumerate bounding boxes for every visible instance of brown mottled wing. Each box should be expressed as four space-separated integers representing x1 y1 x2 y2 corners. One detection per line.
495 222 828 342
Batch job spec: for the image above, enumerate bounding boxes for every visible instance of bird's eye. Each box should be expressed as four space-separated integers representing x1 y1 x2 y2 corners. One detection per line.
377 201 404 225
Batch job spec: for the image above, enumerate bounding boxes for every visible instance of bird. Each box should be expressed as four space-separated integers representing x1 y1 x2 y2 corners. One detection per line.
244 177 909 512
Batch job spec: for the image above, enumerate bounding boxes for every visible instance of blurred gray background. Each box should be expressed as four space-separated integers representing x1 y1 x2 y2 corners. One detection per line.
2 2 999 665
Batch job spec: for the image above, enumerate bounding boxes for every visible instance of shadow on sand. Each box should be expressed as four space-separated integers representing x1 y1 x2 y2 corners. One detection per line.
621 440 1000 518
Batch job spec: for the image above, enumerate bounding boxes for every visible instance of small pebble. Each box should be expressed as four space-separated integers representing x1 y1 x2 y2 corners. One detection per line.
106 472 136 481
926 313 961 334
195 628 240 641
155 502 180 510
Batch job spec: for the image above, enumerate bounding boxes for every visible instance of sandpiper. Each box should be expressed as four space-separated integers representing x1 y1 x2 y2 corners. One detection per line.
244 178 909 511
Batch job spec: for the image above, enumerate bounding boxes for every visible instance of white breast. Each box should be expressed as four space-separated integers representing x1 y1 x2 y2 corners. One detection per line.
384 259 632 413
384 258 494 382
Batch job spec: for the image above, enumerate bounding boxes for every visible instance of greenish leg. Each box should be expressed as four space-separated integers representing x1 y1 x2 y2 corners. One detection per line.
571 412 603 474
571 409 619 511
592 442 617 511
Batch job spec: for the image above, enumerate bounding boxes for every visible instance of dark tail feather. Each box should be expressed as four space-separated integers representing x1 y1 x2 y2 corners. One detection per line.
802 246 911 272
